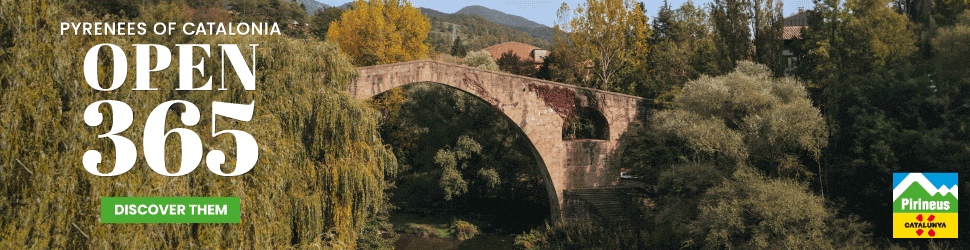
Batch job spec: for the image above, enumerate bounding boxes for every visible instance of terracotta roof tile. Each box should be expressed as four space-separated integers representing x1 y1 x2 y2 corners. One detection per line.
482 42 546 63
783 26 805 40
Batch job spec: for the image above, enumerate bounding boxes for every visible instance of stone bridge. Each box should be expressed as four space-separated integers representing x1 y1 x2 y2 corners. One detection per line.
348 60 645 219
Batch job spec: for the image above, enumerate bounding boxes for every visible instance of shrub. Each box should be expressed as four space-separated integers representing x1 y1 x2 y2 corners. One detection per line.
689 167 873 249
653 61 828 179
464 51 500 71
450 219 479 241
406 224 438 238
436 54 464 65
514 228 548 249
517 221 646 249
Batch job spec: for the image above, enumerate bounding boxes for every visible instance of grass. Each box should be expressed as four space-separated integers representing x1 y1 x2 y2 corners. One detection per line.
389 212 487 240
390 213 454 238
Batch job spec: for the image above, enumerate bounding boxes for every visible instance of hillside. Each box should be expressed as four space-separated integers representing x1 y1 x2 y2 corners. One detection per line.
423 11 550 54
510 25 555 42
294 0 330 14
419 7 448 18
455 5 546 29
298 2 554 52
453 5 556 42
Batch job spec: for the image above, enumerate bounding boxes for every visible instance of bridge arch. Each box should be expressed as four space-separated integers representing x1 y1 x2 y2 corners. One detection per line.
563 107 610 140
372 82 559 219
348 60 644 220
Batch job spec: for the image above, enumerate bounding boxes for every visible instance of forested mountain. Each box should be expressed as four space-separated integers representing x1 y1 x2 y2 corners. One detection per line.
419 7 448 17
293 0 329 14
421 9 550 53
445 5 556 42
509 25 554 42
314 3 554 44
455 5 546 28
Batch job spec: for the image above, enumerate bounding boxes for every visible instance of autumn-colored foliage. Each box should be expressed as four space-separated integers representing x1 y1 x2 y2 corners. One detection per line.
0 1 394 248
557 0 651 92
527 83 577 119
327 0 431 66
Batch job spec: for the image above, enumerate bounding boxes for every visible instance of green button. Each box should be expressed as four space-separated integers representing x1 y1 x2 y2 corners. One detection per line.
100 197 240 223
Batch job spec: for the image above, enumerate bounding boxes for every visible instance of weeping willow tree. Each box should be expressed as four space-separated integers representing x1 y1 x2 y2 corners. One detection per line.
0 1 395 248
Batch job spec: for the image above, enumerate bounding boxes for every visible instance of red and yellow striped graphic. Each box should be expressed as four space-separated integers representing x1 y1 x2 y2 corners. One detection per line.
892 213 958 238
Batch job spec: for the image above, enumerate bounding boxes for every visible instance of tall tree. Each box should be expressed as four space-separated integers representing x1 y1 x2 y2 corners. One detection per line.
933 10 970 87
652 0 678 41
537 18 589 86
450 36 467 57
796 0 916 89
794 0 956 240
710 0 752 71
641 1 721 103
557 0 652 93
936 0 970 25
227 0 307 24
617 62 871 248
496 50 537 76
327 0 430 66
309 7 344 40
750 0 785 76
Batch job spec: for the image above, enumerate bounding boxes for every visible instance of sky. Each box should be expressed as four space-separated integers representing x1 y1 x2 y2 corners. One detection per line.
315 0 817 27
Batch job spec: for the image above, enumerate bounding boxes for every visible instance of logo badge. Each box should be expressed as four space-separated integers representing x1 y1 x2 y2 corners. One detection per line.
893 173 958 238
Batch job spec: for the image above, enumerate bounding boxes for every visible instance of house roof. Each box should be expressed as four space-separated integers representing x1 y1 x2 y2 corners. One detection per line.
482 42 545 63
783 26 805 40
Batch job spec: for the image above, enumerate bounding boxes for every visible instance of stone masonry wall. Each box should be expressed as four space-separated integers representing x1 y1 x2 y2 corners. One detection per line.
348 60 643 219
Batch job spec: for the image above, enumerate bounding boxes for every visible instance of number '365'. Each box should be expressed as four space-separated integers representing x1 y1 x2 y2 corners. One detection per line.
83 100 258 176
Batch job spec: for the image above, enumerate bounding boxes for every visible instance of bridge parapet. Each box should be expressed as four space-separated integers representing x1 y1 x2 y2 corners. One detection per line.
349 60 645 220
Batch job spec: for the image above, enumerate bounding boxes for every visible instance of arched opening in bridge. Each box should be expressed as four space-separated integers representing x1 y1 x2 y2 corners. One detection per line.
562 107 609 140
369 82 555 240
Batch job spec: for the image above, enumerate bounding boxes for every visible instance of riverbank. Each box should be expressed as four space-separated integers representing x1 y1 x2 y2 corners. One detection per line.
389 212 516 250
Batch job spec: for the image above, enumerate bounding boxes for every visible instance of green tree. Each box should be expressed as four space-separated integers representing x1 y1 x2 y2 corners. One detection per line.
932 10 970 87
309 7 344 40
563 62 871 249
691 167 873 249
327 0 430 66
936 0 970 25
651 62 828 179
450 36 467 57
710 0 751 71
496 50 537 77
435 135 483 200
677 3 723 77
642 63 871 249
646 2 691 102
796 0 916 89
536 27 588 86
227 0 308 24
642 1 722 104
71 0 142 18
813 14 970 236
750 0 785 76
373 83 550 231
651 1 679 42
795 2 970 242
